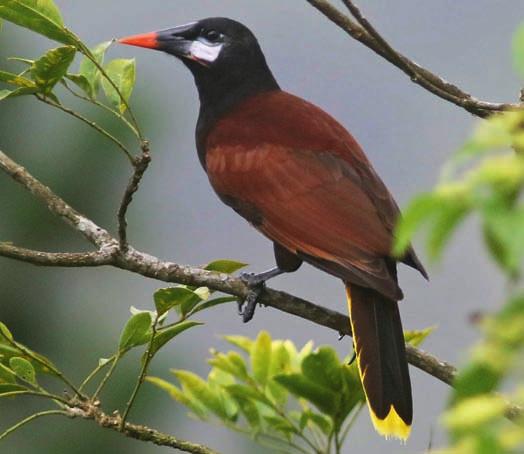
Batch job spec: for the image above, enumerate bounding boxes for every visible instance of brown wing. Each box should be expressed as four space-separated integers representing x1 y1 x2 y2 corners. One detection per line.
205 91 423 300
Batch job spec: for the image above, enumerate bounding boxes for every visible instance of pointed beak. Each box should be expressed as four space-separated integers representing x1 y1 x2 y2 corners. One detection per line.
118 32 160 49
118 22 197 58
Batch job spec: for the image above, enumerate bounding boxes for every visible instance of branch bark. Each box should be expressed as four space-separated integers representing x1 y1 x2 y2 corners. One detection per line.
305 0 522 118
0 148 459 389
66 402 218 454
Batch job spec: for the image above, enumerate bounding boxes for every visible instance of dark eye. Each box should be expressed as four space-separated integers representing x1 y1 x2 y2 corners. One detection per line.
203 29 222 43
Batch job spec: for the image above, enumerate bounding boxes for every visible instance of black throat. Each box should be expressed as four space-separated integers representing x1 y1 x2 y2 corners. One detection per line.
189 59 280 169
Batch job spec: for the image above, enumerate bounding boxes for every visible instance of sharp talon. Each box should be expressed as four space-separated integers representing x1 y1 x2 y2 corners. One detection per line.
242 287 262 323
348 350 357 365
237 299 244 315
338 333 345 341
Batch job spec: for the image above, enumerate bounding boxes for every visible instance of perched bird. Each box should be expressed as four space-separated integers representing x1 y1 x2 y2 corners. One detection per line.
119 17 427 441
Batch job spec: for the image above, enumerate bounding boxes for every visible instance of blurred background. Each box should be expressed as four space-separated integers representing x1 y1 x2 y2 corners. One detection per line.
0 1 522 452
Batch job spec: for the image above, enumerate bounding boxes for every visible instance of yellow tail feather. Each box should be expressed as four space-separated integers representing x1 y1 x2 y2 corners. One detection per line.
345 285 412 441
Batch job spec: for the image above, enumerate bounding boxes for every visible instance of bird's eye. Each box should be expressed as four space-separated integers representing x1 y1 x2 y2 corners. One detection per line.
203 29 223 43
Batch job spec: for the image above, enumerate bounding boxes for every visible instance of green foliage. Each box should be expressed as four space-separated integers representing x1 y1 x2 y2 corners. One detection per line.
0 0 79 45
148 332 367 453
395 110 524 272
31 45 75 94
74 40 112 99
395 98 524 451
513 23 524 79
0 0 141 152
101 58 135 113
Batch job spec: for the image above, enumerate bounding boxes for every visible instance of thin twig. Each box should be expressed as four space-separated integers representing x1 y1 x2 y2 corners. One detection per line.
305 0 522 118
120 313 159 429
0 410 67 441
117 145 151 250
78 43 144 141
65 401 218 454
0 150 117 250
79 354 116 393
0 390 71 406
62 81 140 138
0 330 86 400
0 243 113 267
35 94 134 163
92 353 121 401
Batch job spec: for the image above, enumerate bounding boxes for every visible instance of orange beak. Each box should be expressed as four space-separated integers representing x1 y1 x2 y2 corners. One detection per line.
118 32 160 49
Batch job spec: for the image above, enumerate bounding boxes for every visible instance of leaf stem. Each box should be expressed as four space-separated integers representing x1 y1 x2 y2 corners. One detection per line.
62 82 140 138
35 94 134 163
92 353 121 400
0 390 70 406
79 44 144 142
79 354 117 393
0 330 85 400
119 314 159 429
0 410 67 441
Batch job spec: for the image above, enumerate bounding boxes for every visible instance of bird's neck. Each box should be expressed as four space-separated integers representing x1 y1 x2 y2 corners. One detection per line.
194 69 280 169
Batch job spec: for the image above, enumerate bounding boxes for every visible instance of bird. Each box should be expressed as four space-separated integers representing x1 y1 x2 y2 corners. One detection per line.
118 17 427 441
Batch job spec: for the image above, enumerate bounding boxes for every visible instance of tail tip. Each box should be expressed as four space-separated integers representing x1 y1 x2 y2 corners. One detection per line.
370 405 412 442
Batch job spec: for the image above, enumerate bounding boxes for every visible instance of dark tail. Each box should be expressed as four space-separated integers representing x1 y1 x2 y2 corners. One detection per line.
346 283 412 440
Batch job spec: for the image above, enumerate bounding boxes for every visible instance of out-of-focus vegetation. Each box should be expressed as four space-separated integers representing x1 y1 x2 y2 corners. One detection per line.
395 22 524 454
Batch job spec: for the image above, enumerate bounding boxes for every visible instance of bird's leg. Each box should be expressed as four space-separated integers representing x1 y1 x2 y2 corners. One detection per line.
238 267 284 323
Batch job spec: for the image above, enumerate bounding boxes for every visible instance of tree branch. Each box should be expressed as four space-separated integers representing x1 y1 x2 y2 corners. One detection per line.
65 401 218 454
0 147 459 390
0 150 116 251
305 0 522 118
117 143 151 250
0 243 113 267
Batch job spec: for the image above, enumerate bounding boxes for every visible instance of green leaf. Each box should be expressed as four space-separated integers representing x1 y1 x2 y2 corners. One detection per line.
118 312 152 352
64 73 91 95
9 357 36 384
274 373 339 416
301 347 342 392
444 395 506 436
404 326 435 347
0 70 36 87
205 259 248 274
233 395 261 430
302 410 332 435
208 351 248 381
172 370 232 421
225 383 273 407
251 331 272 387
0 322 13 342
0 86 38 101
0 363 16 383
513 23 524 79
263 414 297 437
149 321 203 357
191 296 237 315
146 376 208 420
153 287 201 317
78 40 111 99
101 58 135 113
0 0 78 45
31 45 75 93
223 335 253 353
427 202 469 260
393 193 438 256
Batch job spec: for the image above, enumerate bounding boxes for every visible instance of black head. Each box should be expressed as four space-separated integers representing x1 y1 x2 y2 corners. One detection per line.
119 17 279 107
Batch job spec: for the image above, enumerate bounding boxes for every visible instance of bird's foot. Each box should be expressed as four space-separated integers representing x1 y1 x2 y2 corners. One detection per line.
238 271 271 323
